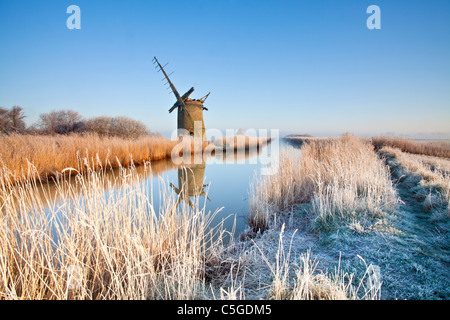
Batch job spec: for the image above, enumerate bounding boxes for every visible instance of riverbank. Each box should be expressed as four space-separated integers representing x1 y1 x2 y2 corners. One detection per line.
236 135 449 299
0 133 177 184
0 133 270 185
0 135 383 300
1 134 447 300
0 161 228 299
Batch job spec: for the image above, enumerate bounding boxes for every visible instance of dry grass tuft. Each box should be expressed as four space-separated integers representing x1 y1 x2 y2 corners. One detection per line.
249 134 398 231
0 160 227 300
256 226 381 300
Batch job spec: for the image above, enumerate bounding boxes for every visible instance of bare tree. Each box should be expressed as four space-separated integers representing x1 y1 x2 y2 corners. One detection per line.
84 116 150 139
26 109 154 138
0 106 26 134
0 107 11 134
110 116 150 139
38 110 83 134
83 116 111 136
9 106 26 133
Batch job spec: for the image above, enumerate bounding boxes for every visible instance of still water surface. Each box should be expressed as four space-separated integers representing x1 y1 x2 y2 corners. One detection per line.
13 140 282 240
144 140 280 237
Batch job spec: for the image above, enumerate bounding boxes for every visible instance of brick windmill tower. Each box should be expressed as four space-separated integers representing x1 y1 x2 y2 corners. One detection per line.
153 57 210 139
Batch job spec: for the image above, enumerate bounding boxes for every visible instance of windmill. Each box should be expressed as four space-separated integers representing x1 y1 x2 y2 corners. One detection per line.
170 164 210 209
153 57 210 139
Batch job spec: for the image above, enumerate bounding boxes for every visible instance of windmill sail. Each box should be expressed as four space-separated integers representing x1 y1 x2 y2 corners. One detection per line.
153 57 194 127
169 87 195 113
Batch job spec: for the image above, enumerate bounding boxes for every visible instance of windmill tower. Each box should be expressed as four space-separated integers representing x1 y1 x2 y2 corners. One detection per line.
153 57 210 139
170 164 210 209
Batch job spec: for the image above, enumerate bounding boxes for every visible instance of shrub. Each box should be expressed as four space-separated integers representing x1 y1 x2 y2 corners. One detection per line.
37 109 83 135
0 106 26 134
83 116 151 139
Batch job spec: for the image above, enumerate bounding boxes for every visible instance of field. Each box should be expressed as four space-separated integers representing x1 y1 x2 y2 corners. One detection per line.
0 134 448 299
0 152 378 300
372 136 450 159
379 146 450 217
244 135 449 299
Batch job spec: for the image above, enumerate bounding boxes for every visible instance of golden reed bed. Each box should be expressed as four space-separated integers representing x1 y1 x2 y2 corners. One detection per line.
0 133 270 184
0 134 176 183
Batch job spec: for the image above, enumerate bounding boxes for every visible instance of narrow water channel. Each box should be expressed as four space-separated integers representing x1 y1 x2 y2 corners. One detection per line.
143 139 281 238
13 139 282 241
4 140 284 242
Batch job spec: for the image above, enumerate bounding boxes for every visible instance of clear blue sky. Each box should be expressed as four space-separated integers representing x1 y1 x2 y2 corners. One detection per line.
1 0 449 138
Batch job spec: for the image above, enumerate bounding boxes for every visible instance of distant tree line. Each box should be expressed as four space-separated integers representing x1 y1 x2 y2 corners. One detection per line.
0 106 157 139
